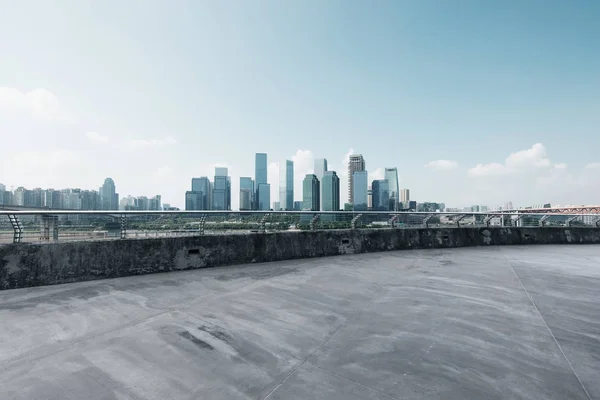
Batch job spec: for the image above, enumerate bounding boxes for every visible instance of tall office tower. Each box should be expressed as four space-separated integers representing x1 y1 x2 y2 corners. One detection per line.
321 171 340 212
100 178 119 210
293 201 303 211
504 201 514 211
186 177 212 210
352 170 368 211
213 167 231 210
400 188 410 208
384 168 399 211
258 183 270 210
239 177 254 211
279 160 294 211
302 174 320 211
347 154 365 203
255 153 268 210
314 158 328 210
372 179 390 211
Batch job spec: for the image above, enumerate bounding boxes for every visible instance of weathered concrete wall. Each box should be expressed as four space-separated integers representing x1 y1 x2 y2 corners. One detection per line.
1 227 600 290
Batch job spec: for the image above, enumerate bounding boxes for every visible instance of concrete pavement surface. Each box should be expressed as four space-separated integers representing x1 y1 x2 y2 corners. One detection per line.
1 245 599 399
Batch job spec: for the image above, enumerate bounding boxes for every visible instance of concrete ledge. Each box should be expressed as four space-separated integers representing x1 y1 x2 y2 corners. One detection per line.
1 227 600 290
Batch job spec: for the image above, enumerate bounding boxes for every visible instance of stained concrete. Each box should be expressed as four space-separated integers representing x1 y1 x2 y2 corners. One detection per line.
2 226 600 290
1 245 599 399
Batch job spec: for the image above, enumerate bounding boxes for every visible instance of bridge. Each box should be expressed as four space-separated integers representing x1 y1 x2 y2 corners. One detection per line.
0 244 598 399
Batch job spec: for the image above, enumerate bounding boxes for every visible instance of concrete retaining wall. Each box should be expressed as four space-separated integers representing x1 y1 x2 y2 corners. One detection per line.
1 227 600 290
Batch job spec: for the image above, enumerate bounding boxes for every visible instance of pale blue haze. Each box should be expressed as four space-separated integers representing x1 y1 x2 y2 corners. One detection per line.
0 0 599 208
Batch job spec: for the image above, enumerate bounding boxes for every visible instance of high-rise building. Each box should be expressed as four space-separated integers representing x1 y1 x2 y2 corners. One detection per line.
352 171 368 211
257 183 270 210
239 177 254 211
372 179 390 211
504 201 514 211
400 188 410 208
293 201 303 211
213 167 231 210
384 168 399 211
314 158 328 210
302 174 320 211
321 171 340 212
186 177 212 210
273 201 281 211
255 153 267 210
279 160 294 211
100 178 118 210
348 154 365 203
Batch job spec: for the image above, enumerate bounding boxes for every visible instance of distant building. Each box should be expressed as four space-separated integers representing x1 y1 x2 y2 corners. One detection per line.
258 183 270 210
302 174 320 211
293 201 303 211
255 153 267 210
471 205 480 212
239 177 254 210
186 177 211 211
273 201 281 211
400 188 410 209
314 158 328 210
100 178 119 210
213 167 231 210
279 160 294 211
352 171 368 211
384 168 399 211
408 200 417 211
321 171 340 212
347 154 365 204
372 179 390 211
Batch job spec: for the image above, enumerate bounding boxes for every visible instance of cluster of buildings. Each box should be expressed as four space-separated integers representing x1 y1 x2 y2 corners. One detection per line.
185 153 415 212
0 179 163 211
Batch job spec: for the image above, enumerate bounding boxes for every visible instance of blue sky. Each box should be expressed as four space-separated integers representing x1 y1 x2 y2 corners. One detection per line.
1 0 599 209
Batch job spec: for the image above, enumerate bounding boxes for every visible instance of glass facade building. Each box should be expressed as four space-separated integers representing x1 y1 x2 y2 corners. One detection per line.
352 171 368 211
239 177 254 210
384 168 400 211
372 179 390 211
302 174 320 211
255 153 267 210
189 177 212 210
321 171 340 212
258 183 270 210
100 178 119 210
314 158 328 210
212 168 231 210
279 160 294 211
347 154 365 204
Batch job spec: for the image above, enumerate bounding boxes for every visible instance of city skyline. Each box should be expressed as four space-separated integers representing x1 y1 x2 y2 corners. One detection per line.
1 2 600 209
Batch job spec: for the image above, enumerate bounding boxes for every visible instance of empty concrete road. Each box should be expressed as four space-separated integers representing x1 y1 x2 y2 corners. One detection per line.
1 245 599 399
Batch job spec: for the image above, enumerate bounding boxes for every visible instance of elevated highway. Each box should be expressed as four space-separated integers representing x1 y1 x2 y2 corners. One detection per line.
0 245 598 399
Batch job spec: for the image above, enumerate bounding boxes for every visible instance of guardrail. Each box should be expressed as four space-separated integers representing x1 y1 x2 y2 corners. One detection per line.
0 210 599 244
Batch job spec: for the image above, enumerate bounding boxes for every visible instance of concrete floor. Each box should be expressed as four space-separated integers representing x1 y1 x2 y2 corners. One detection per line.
1 245 599 400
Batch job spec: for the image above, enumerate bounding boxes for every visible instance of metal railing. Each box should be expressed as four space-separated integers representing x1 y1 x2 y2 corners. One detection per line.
0 210 598 245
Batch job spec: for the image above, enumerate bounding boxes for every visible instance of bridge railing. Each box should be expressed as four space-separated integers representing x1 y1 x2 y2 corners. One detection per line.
0 210 599 244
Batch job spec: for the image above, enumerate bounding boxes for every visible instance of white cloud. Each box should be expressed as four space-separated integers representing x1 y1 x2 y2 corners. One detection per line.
468 143 554 177
425 160 458 170
0 87 75 123
369 168 385 183
85 131 108 142
585 162 600 169
291 149 314 201
127 136 177 148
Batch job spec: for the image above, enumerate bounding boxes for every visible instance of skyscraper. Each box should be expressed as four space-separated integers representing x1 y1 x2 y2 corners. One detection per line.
188 177 212 210
302 174 320 211
314 158 327 210
321 171 340 212
258 183 270 210
384 168 399 211
279 160 294 211
352 171 368 211
400 188 410 209
213 167 231 210
372 179 390 211
100 178 118 210
348 154 365 203
255 153 267 210
239 177 254 211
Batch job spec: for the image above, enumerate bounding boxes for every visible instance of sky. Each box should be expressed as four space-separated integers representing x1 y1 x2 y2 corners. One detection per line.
1 0 599 210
